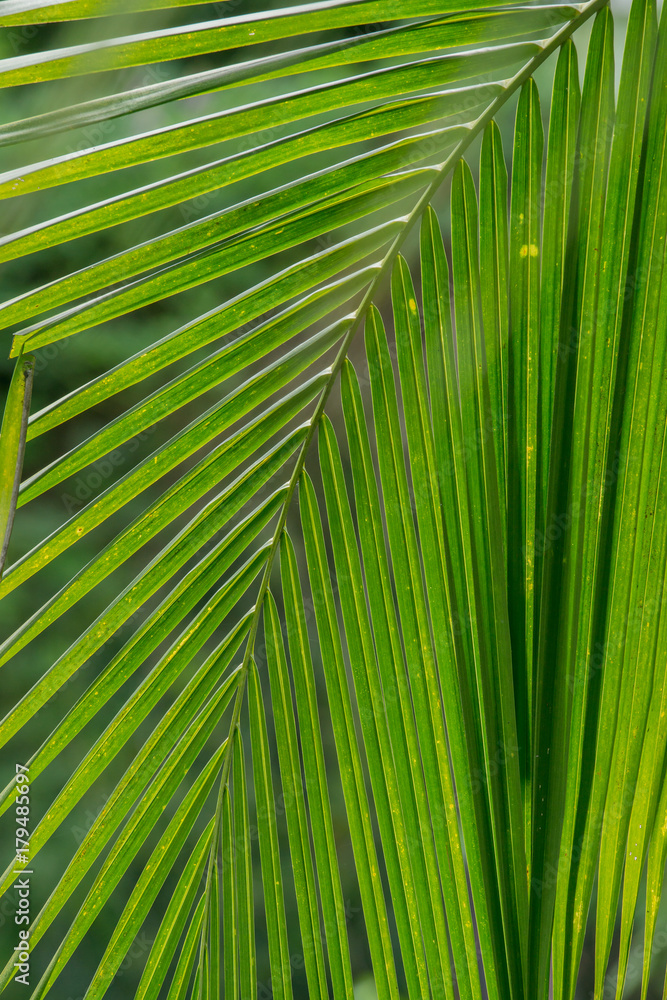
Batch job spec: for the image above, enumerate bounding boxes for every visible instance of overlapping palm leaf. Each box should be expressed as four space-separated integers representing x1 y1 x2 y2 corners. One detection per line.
1 0 667 998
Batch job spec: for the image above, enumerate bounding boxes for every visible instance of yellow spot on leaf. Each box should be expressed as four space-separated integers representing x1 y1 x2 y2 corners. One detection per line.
519 244 539 257
409 298 417 312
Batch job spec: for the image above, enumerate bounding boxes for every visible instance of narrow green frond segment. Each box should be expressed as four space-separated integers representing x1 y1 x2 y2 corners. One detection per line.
210 860 222 1000
232 729 256 1000
420 206 502 1000
549 4 665 997
10 227 392 356
529 37 580 1000
479 121 509 535
0 660 241 992
507 81 543 836
539 40 580 500
199 941 210 1000
1 421 297 629
0 505 272 749
340 353 467 1000
635 18 667 963
318 411 431 1000
300 470 400 1000
0 0 207 24
24 271 367 441
3 169 396 329
0 119 457 259
22 319 343 503
0 0 538 79
0 352 35 578
134 825 213 1000
6 172 428 347
589 0 660 990
166 895 206 1000
221 796 237 1000
451 157 527 1000
0 8 577 150
248 657 294 1000
551 11 617 999
263 590 329 1000
33 741 226 1000
280 532 355 1000
0 43 533 204
1 388 313 667
0 24 536 91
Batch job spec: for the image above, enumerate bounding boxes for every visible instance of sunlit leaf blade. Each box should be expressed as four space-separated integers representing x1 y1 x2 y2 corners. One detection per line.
340 352 464 1000
0 123 458 263
263 591 329 1000
514 43 580 996
134 825 214 1000
0 0 211 24
10 236 388 360
479 121 509 539
0 507 272 748
8 393 308 597
0 0 571 27
248 658 294 1000
645 671 667 998
420 207 500 1000
1 424 297 641
0 0 541 84
619 464 667 1000
24 270 367 442
629 30 667 996
551 11 617 1000
6 636 242 918
538 40 580 502
528 37 580 1000
0 45 535 204
0 663 241 994
0 7 577 150
507 81 543 846
2 168 396 328
220 799 236 1000
318 411 431 1000
22 320 343 501
0 352 35 579
33 742 226 1000
451 157 528 1000
300 470 401 1000
166 896 206 1000
279 532 355 1000
232 729 256 1000
588 0 660 987
8 174 428 352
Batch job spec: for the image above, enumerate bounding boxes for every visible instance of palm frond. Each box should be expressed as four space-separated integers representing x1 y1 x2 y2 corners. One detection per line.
1 1 666 999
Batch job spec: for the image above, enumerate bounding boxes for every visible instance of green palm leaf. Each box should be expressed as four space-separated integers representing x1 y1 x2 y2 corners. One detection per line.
1 0 666 999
